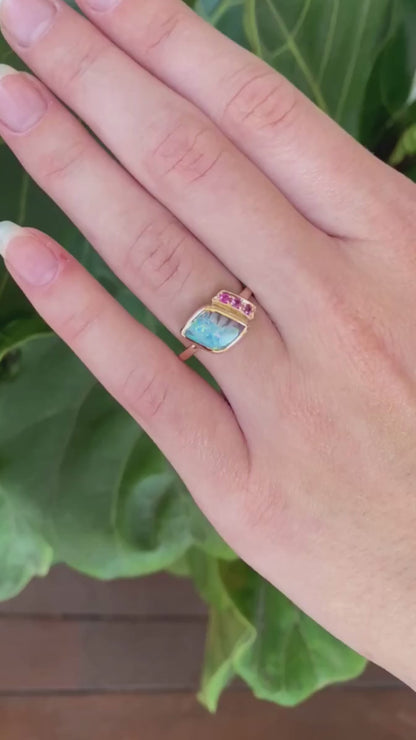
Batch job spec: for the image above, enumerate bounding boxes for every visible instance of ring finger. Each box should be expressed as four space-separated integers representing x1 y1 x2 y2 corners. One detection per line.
0 224 251 531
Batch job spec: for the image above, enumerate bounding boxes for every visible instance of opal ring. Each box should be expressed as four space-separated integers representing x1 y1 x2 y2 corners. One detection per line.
179 287 256 362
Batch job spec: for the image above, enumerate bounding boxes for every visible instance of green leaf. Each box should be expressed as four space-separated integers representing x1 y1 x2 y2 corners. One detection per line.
187 549 256 711
0 332 231 595
196 559 366 710
0 317 51 363
360 0 416 154
390 122 416 165
196 0 415 140
0 486 53 600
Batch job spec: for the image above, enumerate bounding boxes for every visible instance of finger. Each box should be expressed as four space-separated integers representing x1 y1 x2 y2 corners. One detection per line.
0 222 249 505
75 0 411 240
0 0 334 325
0 65 284 426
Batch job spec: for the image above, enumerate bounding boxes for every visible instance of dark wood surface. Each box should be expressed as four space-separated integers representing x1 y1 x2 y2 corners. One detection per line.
0 566 413 738
2 691 416 740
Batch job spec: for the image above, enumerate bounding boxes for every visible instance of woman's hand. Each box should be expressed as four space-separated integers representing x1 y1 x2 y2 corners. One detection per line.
1 0 416 687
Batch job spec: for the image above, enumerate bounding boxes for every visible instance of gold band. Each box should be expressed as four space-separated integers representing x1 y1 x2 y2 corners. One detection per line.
179 343 198 362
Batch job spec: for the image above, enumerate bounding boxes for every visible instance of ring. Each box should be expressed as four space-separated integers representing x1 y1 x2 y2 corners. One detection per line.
179 287 256 361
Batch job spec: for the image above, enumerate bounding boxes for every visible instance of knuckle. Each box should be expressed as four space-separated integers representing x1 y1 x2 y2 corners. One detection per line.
329 292 415 413
122 219 192 296
142 7 184 55
148 117 224 186
63 39 109 89
121 367 169 424
323 285 391 383
61 303 102 347
222 66 298 137
40 138 86 183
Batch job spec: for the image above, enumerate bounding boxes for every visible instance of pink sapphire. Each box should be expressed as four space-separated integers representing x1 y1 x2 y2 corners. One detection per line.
231 296 242 309
243 303 253 316
219 292 231 304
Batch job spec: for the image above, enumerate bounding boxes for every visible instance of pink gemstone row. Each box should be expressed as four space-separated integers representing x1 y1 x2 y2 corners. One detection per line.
218 291 254 316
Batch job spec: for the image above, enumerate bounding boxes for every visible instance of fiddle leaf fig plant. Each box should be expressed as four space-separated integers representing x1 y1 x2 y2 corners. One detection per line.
1 0 415 711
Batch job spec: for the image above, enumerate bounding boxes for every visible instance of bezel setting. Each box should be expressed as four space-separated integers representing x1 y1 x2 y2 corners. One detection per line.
180 290 255 354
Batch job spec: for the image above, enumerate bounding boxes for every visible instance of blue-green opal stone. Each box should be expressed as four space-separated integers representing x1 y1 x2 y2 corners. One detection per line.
184 309 245 351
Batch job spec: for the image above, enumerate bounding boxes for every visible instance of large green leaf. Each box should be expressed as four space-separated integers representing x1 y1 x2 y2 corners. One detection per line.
196 0 415 141
225 562 365 706
191 556 366 711
188 550 256 711
0 333 232 595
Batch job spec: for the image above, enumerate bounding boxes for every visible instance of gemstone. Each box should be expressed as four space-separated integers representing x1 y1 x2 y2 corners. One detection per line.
183 309 245 351
243 303 253 316
231 296 242 309
219 292 231 304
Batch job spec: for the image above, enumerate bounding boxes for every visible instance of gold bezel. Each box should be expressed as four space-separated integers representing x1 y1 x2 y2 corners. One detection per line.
181 304 248 354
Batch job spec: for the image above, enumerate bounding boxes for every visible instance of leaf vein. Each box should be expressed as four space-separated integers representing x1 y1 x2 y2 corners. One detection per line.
318 0 340 85
263 0 328 111
335 0 371 121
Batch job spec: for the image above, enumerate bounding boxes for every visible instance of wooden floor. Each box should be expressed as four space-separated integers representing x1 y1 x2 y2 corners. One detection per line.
0 567 414 739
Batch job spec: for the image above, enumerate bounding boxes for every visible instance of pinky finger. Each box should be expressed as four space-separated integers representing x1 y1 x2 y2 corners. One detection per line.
0 222 248 504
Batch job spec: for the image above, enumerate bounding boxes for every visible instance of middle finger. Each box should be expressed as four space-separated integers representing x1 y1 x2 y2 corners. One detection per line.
0 0 334 333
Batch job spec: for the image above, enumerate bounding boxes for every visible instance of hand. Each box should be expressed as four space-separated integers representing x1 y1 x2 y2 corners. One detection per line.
1 0 416 688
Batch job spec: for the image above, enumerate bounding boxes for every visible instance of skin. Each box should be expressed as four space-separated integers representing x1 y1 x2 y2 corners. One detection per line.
0 0 416 688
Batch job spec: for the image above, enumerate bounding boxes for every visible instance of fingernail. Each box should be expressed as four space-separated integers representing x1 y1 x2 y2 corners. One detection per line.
0 0 58 48
0 221 23 257
83 0 120 12
0 64 47 133
0 221 59 286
